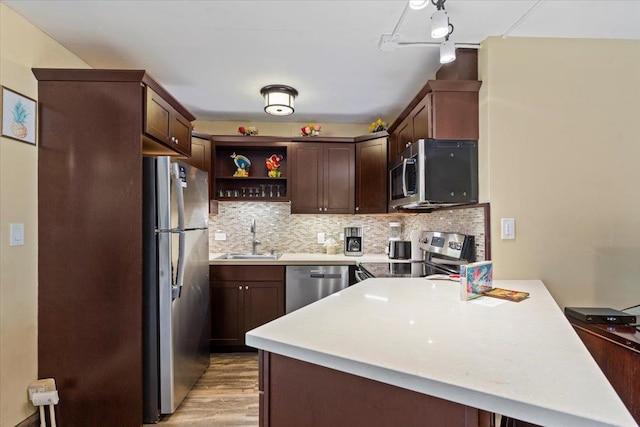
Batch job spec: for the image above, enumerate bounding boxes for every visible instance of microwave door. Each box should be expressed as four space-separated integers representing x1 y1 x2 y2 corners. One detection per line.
403 158 417 196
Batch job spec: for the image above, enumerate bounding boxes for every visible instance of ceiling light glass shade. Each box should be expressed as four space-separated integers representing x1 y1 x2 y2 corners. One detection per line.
431 9 449 38
260 85 298 116
440 39 456 63
409 0 429 10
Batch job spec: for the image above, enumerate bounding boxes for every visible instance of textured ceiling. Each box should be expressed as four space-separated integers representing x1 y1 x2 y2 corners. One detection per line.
3 0 640 123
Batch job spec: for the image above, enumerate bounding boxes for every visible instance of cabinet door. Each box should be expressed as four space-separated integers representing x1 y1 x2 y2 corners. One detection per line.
290 143 323 214
210 281 245 346
144 87 192 156
144 87 172 144
412 98 431 141
356 138 387 214
397 117 413 154
171 111 192 157
430 91 479 140
181 136 211 174
324 144 355 214
244 281 285 332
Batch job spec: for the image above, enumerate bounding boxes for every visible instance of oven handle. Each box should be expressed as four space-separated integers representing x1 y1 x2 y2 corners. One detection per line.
354 270 368 282
402 157 416 197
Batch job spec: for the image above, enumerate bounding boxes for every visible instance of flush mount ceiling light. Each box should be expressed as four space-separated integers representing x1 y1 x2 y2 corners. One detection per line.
260 84 298 116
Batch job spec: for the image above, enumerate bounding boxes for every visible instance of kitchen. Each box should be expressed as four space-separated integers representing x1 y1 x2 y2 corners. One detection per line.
1 1 640 427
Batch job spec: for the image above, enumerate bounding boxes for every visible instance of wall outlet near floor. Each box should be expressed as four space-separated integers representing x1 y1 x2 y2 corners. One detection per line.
339 232 344 241
214 232 227 241
501 218 515 240
317 232 325 244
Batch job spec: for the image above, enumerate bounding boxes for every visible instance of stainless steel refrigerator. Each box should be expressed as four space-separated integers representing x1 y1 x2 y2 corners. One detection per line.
143 157 210 423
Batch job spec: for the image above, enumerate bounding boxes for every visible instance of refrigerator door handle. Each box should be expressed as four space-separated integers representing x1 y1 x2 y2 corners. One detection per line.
172 231 186 300
172 162 186 231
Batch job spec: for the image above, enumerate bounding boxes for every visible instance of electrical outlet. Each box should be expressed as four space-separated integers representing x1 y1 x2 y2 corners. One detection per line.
28 378 56 401
214 232 226 241
317 233 325 244
339 232 344 241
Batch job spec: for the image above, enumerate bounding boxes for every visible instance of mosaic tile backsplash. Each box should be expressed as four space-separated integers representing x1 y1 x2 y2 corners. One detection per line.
209 202 487 261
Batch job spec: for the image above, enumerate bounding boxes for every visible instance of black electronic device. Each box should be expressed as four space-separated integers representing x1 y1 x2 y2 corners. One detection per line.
565 307 636 325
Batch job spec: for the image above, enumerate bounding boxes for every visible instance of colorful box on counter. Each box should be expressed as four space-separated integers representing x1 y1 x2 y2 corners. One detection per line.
460 261 493 300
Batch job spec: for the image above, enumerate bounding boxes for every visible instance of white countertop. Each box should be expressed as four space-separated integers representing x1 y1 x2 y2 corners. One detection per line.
245 278 637 427
209 252 393 265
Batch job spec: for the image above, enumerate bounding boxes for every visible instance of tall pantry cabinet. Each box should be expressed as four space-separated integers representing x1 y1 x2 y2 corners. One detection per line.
33 69 194 426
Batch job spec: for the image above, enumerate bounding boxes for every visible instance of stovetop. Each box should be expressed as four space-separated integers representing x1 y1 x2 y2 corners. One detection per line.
359 260 459 279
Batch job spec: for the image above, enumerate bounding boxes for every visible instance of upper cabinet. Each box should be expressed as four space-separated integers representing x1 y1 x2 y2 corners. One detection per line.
290 142 355 214
389 80 482 159
32 69 195 158
355 134 388 214
144 87 192 156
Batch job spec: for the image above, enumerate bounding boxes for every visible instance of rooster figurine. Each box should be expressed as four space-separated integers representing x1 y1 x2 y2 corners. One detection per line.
231 152 251 177
265 154 283 177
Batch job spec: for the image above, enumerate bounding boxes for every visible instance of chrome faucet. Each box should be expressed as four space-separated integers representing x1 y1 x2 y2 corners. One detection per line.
250 219 261 255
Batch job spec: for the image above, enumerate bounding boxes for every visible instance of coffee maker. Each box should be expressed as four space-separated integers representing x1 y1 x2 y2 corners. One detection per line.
344 226 363 256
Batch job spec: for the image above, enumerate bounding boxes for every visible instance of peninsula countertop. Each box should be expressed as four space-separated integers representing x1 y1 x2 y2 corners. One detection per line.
245 278 637 427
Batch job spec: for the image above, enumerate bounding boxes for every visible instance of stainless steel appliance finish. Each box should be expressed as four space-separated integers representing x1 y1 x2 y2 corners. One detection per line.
286 266 350 313
389 240 411 259
344 226 364 256
389 139 478 209
420 231 475 264
143 157 210 423
357 231 476 281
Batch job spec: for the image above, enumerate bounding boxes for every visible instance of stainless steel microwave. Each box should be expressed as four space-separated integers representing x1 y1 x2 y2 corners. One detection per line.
389 139 478 209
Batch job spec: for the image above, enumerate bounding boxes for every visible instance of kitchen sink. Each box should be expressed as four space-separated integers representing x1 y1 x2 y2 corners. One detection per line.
215 253 282 260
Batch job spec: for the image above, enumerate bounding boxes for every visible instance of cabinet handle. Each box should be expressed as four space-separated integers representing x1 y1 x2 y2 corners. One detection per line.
355 207 359 211
318 207 322 212
238 285 242 290
245 285 249 290
175 138 179 144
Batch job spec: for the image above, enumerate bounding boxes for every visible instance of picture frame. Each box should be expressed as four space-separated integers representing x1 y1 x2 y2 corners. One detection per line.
1 86 37 145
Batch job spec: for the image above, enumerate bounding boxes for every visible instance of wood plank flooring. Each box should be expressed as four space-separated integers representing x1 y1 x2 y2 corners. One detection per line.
147 353 259 427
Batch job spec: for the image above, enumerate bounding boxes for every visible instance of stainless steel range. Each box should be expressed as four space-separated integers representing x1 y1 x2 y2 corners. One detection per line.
356 231 475 281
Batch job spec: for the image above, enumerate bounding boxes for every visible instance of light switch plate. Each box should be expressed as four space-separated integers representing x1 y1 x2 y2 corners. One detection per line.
317 233 325 244
501 218 515 240
10 223 24 246
214 232 227 241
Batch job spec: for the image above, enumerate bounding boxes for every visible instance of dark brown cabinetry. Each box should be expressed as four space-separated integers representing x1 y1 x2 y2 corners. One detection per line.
355 134 388 214
212 139 289 202
210 265 285 350
144 86 192 156
290 142 355 214
32 68 195 426
388 80 482 160
569 318 640 424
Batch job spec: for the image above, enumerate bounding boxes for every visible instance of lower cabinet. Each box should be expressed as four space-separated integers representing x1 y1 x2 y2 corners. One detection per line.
210 265 285 350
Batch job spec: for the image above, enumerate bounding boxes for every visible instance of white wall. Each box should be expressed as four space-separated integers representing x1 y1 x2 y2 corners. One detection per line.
0 4 89 426
479 37 640 309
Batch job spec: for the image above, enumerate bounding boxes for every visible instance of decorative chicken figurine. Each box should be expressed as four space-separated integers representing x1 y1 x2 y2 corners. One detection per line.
231 152 251 177
266 154 283 177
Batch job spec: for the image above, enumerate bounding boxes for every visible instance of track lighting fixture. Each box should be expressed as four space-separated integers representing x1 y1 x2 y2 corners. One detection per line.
440 37 456 63
409 0 429 10
430 0 449 38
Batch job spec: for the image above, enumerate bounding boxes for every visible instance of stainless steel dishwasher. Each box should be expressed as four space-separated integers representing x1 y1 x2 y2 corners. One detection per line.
286 265 350 313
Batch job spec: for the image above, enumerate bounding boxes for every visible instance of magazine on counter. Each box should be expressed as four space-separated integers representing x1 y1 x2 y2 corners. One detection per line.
459 261 493 300
482 287 530 302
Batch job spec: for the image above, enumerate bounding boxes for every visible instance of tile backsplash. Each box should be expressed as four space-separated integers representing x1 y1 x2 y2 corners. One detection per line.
209 202 487 261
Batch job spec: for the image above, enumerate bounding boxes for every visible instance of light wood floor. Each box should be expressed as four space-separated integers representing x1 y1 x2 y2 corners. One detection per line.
148 353 259 427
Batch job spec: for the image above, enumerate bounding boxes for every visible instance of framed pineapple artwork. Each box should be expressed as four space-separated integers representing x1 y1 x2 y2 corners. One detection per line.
1 86 37 145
